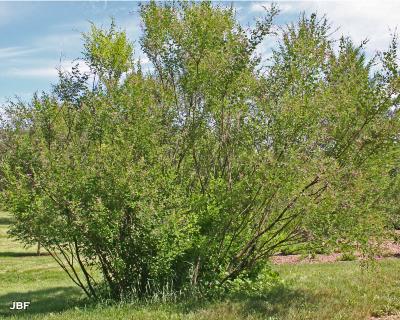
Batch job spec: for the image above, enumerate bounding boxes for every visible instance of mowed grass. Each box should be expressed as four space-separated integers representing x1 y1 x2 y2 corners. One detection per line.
0 211 83 319
1 210 400 320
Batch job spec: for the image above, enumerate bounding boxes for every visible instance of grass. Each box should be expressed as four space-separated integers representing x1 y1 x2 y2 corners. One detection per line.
1 210 400 319
0 211 83 319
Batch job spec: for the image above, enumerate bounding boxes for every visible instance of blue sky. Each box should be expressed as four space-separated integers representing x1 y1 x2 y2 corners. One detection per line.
0 1 399 106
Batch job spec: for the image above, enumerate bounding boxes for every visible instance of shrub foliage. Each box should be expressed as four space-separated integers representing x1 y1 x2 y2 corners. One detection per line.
0 2 399 299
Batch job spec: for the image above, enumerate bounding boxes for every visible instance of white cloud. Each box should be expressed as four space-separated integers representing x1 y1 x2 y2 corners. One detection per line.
252 1 399 55
312 1 399 54
0 47 44 59
60 59 91 74
3 59 91 79
249 0 400 65
5 67 58 78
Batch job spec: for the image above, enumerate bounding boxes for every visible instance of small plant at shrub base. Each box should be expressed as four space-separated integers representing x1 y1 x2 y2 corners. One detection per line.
0 1 399 300
219 265 284 299
340 252 357 262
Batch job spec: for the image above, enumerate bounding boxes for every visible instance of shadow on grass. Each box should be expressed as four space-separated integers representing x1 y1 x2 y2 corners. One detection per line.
237 285 318 319
0 217 14 225
0 251 51 258
172 284 318 319
0 286 84 317
0 252 39 258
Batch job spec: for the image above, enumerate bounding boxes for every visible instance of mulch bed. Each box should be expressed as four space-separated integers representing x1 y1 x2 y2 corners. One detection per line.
271 240 400 265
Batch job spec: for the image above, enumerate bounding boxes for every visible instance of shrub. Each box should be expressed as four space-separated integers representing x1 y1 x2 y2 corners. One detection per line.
0 2 399 300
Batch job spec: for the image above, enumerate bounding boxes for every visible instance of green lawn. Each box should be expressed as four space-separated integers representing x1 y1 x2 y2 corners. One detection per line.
1 210 400 320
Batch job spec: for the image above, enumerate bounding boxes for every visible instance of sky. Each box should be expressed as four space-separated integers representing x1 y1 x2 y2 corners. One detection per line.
0 0 399 106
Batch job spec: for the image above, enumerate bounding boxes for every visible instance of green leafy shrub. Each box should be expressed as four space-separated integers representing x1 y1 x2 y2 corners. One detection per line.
0 2 399 300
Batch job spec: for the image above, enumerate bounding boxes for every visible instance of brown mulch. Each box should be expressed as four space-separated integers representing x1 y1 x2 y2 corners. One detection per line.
271 252 341 264
270 240 400 265
370 315 400 320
